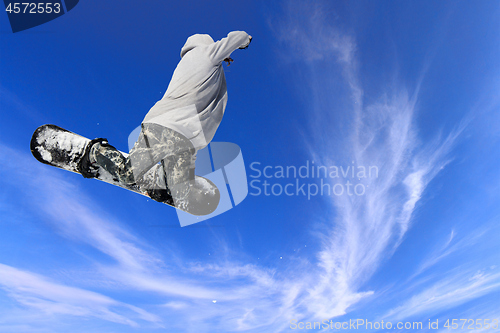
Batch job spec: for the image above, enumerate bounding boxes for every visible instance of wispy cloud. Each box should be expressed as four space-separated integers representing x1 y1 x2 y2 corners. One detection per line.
413 225 491 278
271 0 473 322
0 263 161 327
382 267 500 322
0 142 293 332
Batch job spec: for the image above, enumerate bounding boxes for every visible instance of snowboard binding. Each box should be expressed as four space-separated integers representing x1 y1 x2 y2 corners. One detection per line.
78 138 109 178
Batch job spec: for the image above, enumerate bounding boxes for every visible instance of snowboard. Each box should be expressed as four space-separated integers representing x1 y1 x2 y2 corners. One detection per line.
30 124 177 209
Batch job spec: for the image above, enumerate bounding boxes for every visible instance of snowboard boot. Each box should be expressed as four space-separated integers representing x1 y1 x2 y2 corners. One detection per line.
78 138 135 184
139 155 220 215
78 138 108 178
90 141 136 184
138 163 174 206
164 153 220 216
175 175 220 215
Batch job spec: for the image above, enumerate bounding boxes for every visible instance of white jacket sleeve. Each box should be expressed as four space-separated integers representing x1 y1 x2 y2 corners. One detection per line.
207 31 251 64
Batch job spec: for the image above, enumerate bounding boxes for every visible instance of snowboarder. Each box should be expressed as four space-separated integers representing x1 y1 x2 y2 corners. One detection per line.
79 31 252 215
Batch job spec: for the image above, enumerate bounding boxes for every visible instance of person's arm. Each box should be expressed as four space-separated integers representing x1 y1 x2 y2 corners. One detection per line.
206 31 252 64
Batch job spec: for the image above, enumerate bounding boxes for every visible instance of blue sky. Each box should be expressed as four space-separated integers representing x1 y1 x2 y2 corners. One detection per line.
1 1 499 332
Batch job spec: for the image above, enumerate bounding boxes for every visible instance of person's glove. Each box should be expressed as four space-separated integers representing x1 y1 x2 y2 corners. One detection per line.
223 57 234 66
239 35 252 49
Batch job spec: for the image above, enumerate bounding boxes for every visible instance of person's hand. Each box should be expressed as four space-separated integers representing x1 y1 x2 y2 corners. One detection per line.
239 35 252 49
223 57 234 66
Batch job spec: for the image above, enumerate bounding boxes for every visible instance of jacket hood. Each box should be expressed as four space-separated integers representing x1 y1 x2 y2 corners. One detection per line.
180 34 214 58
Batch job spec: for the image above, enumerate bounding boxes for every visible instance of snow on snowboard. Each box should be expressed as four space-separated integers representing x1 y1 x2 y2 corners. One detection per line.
30 124 178 210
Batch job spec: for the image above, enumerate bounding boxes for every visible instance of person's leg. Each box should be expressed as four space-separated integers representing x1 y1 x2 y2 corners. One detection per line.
84 124 192 186
136 124 220 215
129 124 194 180
128 123 194 200
85 123 220 215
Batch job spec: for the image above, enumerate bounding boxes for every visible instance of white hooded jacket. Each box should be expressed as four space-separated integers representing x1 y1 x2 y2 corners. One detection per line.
142 31 251 167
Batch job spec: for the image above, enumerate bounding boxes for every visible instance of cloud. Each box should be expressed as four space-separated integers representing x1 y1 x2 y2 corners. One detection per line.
1 143 269 300
270 0 472 322
382 268 500 322
0 142 292 331
272 1 356 65
412 225 492 278
0 263 161 327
